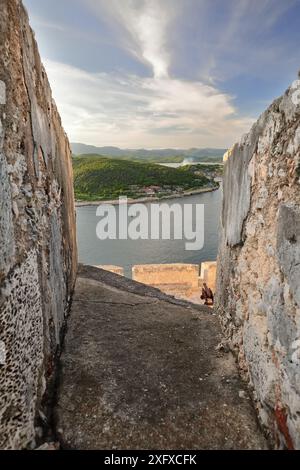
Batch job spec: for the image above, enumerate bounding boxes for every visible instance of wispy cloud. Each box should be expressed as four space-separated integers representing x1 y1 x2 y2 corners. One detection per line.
26 0 298 148
86 0 179 79
44 59 253 148
28 12 117 48
29 15 66 32
38 0 252 148
192 0 298 83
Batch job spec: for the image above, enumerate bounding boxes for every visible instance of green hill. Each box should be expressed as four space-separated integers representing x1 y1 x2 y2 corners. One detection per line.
72 152 184 164
73 156 215 201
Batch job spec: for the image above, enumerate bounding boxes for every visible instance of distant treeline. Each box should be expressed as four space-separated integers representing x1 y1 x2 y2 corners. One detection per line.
72 153 224 164
71 142 226 163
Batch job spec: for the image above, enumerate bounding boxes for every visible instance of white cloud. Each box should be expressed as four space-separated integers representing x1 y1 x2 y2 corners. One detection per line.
35 0 290 148
39 0 257 148
85 0 179 79
29 16 66 33
44 59 253 148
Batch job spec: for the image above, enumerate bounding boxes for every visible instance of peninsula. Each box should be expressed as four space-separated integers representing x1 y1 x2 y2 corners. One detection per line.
73 155 220 204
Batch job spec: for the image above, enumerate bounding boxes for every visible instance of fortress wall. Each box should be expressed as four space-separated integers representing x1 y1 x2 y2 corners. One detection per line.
132 264 200 288
95 265 124 276
200 262 217 291
132 263 217 304
216 77 300 448
0 0 77 449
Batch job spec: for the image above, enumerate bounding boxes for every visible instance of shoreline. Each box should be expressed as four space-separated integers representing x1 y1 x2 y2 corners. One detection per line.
75 185 219 207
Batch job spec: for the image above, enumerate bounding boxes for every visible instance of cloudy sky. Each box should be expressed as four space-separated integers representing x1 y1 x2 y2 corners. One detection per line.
23 0 300 149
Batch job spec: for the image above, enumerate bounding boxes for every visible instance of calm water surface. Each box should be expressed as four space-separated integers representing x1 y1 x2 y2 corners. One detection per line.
76 185 222 277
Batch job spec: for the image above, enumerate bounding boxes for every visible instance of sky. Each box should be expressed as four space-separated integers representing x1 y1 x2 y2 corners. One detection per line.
23 0 300 149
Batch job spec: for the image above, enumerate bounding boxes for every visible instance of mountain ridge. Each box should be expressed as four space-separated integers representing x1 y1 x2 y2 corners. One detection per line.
71 142 227 161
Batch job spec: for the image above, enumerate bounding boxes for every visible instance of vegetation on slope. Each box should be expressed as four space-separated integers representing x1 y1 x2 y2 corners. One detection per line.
72 153 184 164
73 153 224 164
73 156 217 201
181 163 224 178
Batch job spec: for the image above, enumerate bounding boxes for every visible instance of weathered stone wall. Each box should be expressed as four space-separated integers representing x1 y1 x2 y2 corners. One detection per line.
133 263 200 288
95 265 124 276
200 262 217 291
216 76 300 448
0 0 77 449
132 263 215 304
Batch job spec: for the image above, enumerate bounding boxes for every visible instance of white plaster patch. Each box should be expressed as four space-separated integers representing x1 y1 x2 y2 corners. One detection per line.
287 126 300 155
244 322 277 406
278 169 286 178
0 119 3 147
0 81 6 105
0 341 6 365
291 339 300 365
291 79 300 106
246 220 256 237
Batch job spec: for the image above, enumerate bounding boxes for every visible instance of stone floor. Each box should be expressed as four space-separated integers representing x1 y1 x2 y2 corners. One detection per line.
147 283 205 305
55 265 267 450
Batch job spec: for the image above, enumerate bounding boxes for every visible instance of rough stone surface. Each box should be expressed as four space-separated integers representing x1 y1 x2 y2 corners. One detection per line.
133 264 200 288
55 265 267 450
200 261 217 291
132 263 203 303
95 265 125 276
0 0 77 449
216 77 300 449
131 262 217 304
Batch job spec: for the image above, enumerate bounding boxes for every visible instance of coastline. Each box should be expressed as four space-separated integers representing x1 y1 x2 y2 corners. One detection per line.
75 185 219 207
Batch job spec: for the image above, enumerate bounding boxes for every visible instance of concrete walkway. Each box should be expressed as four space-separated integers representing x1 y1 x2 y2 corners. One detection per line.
55 265 267 450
